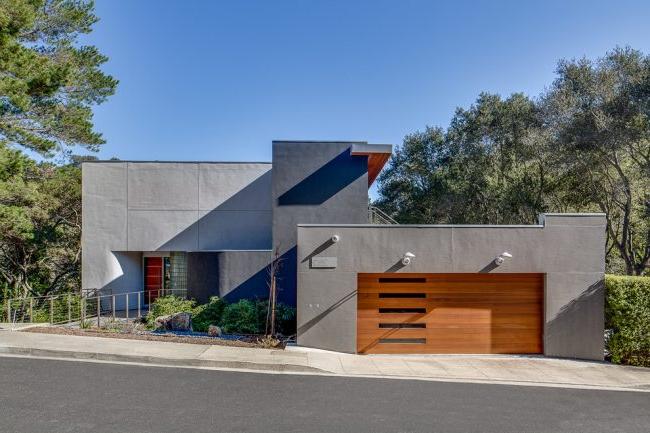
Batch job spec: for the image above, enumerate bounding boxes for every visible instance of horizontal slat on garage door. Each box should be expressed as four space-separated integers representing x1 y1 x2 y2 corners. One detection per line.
357 273 543 355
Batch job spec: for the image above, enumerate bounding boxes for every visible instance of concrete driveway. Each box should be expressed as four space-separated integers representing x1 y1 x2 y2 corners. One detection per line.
290 346 650 391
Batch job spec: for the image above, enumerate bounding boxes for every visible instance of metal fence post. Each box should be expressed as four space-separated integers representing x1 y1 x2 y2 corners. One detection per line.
6 301 10 323
49 297 54 324
125 293 129 320
29 298 33 323
137 292 141 319
97 296 101 328
67 294 72 323
112 295 116 321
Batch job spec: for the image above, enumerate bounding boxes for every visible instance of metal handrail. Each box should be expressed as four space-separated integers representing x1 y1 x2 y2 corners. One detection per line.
368 205 398 224
3 289 188 326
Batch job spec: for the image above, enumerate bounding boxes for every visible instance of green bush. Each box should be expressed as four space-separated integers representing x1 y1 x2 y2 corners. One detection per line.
144 294 296 336
146 295 197 327
192 296 226 332
219 299 296 335
221 299 262 334
605 275 650 367
272 302 297 336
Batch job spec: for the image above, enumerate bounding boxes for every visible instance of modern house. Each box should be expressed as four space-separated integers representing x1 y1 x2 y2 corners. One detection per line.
82 140 606 360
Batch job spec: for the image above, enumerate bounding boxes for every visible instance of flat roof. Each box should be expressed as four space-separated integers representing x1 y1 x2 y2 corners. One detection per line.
297 224 545 228
272 140 369 144
350 143 393 186
82 160 271 164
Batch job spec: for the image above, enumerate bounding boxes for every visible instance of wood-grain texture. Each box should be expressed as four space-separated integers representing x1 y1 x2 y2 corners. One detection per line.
357 273 544 354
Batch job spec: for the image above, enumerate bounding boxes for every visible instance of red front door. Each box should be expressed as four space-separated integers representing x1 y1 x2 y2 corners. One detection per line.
144 257 163 303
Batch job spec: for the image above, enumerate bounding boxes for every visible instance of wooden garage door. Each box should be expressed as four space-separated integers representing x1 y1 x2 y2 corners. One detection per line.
357 273 543 354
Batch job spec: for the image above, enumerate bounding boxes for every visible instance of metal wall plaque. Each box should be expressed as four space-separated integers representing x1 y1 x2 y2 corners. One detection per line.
310 256 338 269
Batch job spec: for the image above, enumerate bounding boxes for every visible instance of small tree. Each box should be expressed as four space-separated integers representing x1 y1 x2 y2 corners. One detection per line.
265 247 283 336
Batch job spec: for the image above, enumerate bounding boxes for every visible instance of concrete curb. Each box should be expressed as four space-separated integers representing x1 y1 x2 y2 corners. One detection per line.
0 346 325 374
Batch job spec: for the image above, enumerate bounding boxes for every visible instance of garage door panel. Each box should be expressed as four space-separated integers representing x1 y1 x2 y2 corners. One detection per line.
357 273 544 354
358 298 428 309
357 284 433 293
362 344 430 355
358 328 427 339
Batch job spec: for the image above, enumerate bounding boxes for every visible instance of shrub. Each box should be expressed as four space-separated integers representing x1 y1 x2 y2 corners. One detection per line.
220 299 262 334
146 295 197 328
192 296 226 332
605 275 650 367
144 295 296 336
272 302 297 336
257 335 281 348
219 299 296 335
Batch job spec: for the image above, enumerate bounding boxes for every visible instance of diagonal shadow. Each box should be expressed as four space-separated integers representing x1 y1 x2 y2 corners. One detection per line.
357 309 430 354
297 290 357 336
159 169 273 251
277 149 367 206
301 239 335 264
385 260 406 273
545 279 605 359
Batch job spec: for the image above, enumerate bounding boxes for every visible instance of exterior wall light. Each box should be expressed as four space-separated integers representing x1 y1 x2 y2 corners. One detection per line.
494 251 512 266
402 252 415 266
331 235 340 243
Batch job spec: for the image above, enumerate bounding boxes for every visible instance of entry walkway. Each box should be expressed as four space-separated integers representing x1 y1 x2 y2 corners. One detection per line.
1 328 648 392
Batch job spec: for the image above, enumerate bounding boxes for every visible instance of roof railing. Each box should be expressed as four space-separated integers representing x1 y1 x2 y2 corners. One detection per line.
368 205 398 225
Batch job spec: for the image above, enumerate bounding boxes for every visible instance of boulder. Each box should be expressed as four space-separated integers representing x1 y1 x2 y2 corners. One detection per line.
154 315 172 330
169 312 192 331
208 325 222 337
154 312 192 331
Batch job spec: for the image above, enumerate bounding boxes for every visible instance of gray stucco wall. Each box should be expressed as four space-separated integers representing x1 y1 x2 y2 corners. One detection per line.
217 251 272 302
82 161 272 296
271 141 369 305
296 214 606 360
187 252 220 303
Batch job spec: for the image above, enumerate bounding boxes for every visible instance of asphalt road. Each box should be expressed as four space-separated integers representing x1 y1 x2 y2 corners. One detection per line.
0 357 648 433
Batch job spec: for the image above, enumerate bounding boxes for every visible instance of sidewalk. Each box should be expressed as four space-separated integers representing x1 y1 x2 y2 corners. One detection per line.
1 328 649 392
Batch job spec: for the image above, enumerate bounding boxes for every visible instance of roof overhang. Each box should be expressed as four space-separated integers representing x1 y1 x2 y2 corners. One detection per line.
350 143 392 187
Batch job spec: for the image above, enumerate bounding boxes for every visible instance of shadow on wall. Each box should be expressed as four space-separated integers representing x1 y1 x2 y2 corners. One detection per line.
276 247 297 305
100 251 143 294
301 238 336 264
297 289 357 336
277 149 366 206
219 248 297 306
158 170 272 251
385 260 406 273
545 279 605 360
95 251 143 310
479 260 500 273
220 260 270 303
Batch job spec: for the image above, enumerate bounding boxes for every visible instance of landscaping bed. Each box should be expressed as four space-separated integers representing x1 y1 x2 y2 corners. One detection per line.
19 294 297 350
22 325 262 348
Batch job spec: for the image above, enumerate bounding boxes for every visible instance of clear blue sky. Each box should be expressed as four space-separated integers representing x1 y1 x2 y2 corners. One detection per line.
86 0 650 166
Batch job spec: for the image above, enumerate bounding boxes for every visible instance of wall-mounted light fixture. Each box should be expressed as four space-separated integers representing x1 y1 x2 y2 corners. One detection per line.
494 251 512 266
331 235 340 243
402 252 415 266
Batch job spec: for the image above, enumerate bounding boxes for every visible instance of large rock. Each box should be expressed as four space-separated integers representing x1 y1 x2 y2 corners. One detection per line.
154 315 171 330
208 325 222 337
169 312 192 331
154 312 192 331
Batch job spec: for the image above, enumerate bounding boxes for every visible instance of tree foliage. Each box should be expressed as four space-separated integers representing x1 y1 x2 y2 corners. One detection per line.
377 47 650 275
0 145 82 300
0 0 117 155
543 48 650 275
0 0 115 301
